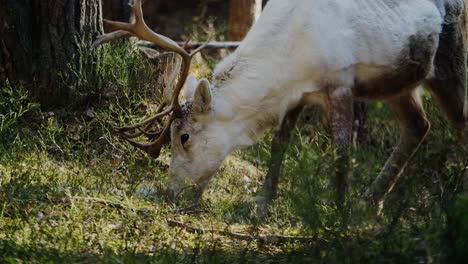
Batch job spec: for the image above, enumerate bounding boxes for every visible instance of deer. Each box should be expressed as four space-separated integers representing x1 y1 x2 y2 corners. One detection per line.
94 0 468 211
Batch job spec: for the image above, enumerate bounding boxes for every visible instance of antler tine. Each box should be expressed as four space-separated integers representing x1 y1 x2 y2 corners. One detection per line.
118 107 172 133
122 136 164 159
120 117 172 158
104 0 189 57
119 123 160 140
91 30 132 49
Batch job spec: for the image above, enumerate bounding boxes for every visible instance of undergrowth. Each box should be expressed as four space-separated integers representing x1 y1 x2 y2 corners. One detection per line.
0 42 467 263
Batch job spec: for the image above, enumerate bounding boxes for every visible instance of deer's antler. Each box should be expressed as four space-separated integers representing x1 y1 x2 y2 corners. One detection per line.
93 0 205 158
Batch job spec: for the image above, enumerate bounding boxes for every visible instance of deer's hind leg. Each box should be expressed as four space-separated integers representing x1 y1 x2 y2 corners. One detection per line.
428 77 466 136
428 15 468 199
427 17 467 139
366 90 431 206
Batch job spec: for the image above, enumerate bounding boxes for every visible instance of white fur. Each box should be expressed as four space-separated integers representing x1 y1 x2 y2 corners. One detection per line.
184 74 199 100
168 0 445 193
210 0 442 148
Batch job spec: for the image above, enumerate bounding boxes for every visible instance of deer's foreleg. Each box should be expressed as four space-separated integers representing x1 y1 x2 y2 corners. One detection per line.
259 105 304 204
327 87 354 208
365 90 430 208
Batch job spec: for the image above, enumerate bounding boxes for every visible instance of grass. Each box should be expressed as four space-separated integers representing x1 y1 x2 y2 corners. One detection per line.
0 42 467 263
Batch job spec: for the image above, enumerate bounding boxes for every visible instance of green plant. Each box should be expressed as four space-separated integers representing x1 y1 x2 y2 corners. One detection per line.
0 82 39 147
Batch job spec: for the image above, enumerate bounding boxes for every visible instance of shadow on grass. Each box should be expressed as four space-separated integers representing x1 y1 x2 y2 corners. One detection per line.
0 234 431 264
0 238 334 264
0 238 167 264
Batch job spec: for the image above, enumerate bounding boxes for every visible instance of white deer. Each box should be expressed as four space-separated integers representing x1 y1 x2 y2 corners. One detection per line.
95 0 468 206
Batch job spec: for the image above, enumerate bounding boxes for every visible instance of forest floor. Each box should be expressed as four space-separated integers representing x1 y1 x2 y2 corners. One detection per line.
1 43 467 263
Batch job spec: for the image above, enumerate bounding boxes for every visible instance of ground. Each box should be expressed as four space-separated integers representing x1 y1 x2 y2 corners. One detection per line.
0 42 467 263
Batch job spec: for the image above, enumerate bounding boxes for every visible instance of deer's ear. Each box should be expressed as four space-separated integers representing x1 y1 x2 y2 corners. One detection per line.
183 74 199 100
193 78 212 114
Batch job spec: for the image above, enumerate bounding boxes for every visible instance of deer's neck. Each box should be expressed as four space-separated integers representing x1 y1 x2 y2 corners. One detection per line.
210 51 318 150
207 0 321 149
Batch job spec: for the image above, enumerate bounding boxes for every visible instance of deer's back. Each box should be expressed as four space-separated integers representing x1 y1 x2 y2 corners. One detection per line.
291 0 443 71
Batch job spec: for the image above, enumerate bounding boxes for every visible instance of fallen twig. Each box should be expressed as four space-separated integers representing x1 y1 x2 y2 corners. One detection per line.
71 196 134 211
175 204 208 215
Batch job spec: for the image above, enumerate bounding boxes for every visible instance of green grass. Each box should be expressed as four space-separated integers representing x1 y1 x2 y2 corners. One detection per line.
0 43 467 263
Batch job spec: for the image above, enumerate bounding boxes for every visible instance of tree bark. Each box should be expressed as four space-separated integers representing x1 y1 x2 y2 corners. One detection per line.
0 0 103 108
32 0 103 107
228 0 262 41
0 0 33 87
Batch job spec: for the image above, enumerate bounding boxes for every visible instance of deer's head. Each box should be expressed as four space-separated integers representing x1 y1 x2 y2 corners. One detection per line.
93 0 238 201
167 75 236 199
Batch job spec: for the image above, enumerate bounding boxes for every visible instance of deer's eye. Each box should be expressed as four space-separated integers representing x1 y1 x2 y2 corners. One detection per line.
181 134 190 144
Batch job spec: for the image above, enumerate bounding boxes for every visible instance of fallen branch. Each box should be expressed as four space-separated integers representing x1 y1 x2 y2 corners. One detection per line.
167 219 326 245
177 41 241 50
138 41 241 50
175 204 208 215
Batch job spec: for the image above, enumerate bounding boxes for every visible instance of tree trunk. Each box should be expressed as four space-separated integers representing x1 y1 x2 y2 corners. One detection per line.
228 0 262 41
0 0 103 108
138 47 182 102
0 0 33 87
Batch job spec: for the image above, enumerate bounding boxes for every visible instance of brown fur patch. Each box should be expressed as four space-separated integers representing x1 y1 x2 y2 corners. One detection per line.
352 33 438 100
249 112 280 140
